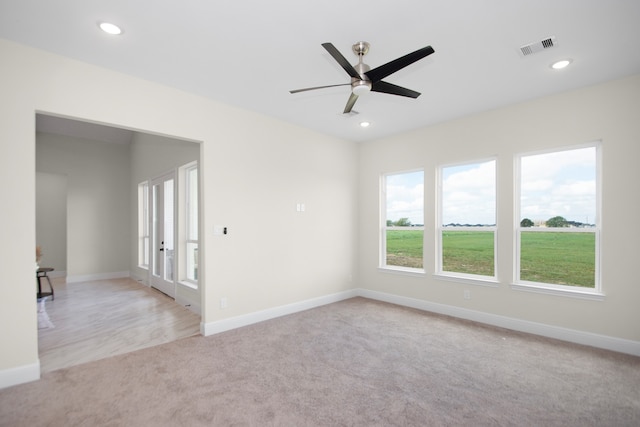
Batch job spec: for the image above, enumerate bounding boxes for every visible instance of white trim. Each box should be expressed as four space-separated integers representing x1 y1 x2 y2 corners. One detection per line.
66 271 130 283
377 266 426 277
380 169 425 270
437 158 497 279
178 280 197 290
201 287 637 355
515 142 601 291
201 289 358 336
357 288 639 357
434 273 500 288
0 361 40 390
46 270 66 279
510 282 605 301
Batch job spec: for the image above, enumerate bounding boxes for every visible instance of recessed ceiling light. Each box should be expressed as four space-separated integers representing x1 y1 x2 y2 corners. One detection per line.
99 22 123 35
360 121 370 128
551 59 572 70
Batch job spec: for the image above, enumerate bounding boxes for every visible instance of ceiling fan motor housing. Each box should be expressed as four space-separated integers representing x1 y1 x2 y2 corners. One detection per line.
352 57 371 95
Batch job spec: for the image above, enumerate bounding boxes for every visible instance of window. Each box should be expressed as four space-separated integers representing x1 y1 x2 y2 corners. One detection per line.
438 159 497 280
180 162 198 285
137 181 149 268
516 144 600 294
381 170 424 270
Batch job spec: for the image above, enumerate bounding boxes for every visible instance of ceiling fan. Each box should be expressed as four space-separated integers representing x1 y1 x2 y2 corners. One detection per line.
290 41 435 114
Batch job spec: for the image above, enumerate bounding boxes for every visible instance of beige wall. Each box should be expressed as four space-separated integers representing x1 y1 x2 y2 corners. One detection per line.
358 73 640 342
36 132 131 279
2 35 638 388
35 172 67 273
0 39 358 385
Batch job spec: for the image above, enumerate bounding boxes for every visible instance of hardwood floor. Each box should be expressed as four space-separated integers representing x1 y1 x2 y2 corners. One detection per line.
38 277 201 373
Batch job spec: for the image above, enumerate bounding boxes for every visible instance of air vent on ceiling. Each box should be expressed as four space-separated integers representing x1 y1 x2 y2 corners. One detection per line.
519 36 557 57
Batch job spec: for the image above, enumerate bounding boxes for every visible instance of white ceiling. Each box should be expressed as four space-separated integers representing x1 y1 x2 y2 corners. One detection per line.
2 0 640 143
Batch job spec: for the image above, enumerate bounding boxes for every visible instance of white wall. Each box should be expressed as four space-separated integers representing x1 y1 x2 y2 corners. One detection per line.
358 74 640 343
0 39 358 388
36 132 131 280
35 172 67 273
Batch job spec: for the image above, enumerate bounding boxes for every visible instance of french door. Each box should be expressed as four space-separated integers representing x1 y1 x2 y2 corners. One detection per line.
150 172 176 298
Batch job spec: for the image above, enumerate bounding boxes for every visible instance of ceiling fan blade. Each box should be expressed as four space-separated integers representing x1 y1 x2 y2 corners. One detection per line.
365 45 435 83
371 81 421 98
289 83 351 94
343 93 359 114
322 42 361 79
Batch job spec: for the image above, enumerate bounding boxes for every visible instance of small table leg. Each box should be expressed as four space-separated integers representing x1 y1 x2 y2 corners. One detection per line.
36 268 55 300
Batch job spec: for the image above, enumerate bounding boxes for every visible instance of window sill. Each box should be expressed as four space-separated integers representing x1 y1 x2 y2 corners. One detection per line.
510 282 604 301
378 266 426 278
433 273 500 288
178 280 198 291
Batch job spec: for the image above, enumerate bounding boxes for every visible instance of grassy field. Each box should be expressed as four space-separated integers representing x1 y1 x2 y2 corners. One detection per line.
386 230 595 287
386 230 424 268
520 231 595 287
442 231 494 276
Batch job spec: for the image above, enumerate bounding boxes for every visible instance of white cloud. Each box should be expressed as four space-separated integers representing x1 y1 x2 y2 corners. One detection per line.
442 160 496 225
520 147 596 223
386 172 424 224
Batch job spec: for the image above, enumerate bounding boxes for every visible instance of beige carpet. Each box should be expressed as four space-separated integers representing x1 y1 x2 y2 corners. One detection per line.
1 297 639 426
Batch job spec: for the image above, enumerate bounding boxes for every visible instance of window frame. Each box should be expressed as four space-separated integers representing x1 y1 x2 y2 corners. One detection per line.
137 180 150 269
435 158 499 285
177 161 201 289
512 142 603 299
380 169 425 274
178 161 199 288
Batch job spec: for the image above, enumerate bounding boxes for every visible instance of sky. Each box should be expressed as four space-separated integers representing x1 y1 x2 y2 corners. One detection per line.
520 146 596 224
442 160 496 225
385 146 597 227
385 171 424 225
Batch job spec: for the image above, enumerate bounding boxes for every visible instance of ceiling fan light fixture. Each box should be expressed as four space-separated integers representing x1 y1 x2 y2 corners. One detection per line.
352 80 371 96
360 121 370 128
99 22 123 35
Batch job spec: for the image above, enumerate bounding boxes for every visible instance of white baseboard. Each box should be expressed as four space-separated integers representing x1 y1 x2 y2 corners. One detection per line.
5 287 635 390
47 270 66 279
201 288 640 356
66 271 130 283
201 289 358 336
0 361 40 390
357 288 640 357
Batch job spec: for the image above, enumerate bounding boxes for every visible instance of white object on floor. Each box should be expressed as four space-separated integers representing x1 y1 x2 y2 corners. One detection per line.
37 297 54 329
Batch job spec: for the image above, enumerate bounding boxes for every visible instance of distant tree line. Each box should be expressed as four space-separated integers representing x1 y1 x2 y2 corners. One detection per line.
392 216 593 228
520 216 594 228
443 223 497 227
388 218 424 227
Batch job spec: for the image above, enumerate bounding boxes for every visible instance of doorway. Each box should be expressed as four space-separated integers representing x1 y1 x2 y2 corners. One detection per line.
35 113 203 372
150 171 176 298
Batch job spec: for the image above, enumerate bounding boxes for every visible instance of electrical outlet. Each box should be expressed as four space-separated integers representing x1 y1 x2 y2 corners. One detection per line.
220 297 228 309
463 290 471 300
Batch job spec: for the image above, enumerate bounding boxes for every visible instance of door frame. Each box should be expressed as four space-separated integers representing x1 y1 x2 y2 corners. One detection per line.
149 170 177 298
